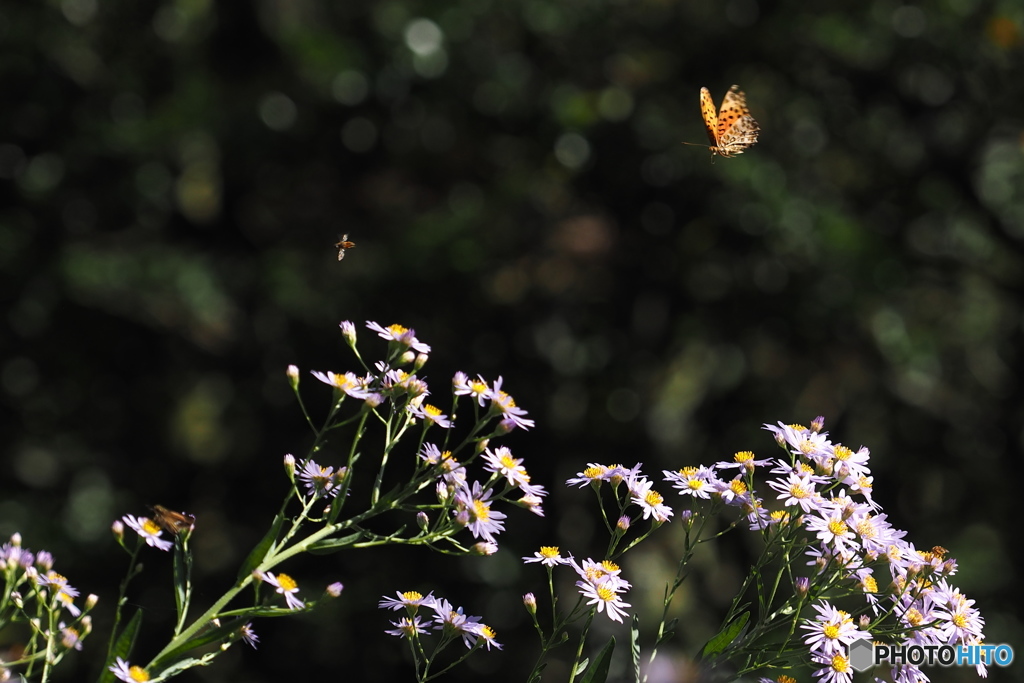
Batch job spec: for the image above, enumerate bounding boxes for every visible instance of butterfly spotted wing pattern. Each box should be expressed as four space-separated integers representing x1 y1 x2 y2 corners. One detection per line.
699 85 759 158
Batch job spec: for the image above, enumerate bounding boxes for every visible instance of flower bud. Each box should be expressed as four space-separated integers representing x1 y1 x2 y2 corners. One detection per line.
523 593 537 615
111 520 124 540
10 533 21 547
399 350 416 366
794 577 810 599
286 365 300 390
10 592 23 608
416 512 430 531
35 550 53 571
496 418 515 435
811 416 825 433
413 353 429 371
81 615 93 633
326 582 345 598
615 516 631 534
86 594 99 610
339 321 357 347
283 454 296 477
471 542 498 556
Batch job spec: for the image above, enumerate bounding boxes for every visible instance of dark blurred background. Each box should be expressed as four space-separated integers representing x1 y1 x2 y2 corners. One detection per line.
2 0 1022 681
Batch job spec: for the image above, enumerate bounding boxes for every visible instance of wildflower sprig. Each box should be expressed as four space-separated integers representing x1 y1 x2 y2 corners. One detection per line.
379 591 502 682
524 418 987 683
102 321 538 681
0 535 97 683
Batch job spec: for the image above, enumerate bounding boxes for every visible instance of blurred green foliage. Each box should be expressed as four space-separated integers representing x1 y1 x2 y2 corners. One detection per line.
1 0 1023 680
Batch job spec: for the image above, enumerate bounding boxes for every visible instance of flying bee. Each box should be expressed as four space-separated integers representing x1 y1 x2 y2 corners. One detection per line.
149 504 196 535
335 234 356 261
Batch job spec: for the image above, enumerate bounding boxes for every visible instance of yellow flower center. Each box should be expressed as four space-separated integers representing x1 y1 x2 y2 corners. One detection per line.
472 500 491 520
276 573 298 592
402 591 424 601
539 546 561 558
128 666 150 682
644 490 663 507
827 519 849 536
142 519 163 535
734 450 755 463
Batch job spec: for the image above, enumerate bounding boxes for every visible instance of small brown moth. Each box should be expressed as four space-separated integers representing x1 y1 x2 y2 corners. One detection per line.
335 234 356 261
150 504 196 535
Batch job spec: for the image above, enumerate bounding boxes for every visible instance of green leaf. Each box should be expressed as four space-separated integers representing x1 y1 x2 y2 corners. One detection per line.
171 539 193 633
97 609 143 683
655 617 677 647
701 611 750 659
237 513 285 582
574 658 590 676
631 615 641 683
580 636 615 683
307 532 364 554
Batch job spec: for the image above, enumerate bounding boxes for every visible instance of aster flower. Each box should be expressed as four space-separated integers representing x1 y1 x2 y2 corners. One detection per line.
122 515 173 552
800 602 871 656
804 509 858 556
811 651 854 683
576 579 631 623
523 546 571 567
241 623 259 649
385 616 429 639
309 370 370 399
109 657 150 682
466 623 503 650
663 465 720 499
258 571 304 611
366 321 431 353
379 590 435 612
716 450 772 473
487 376 535 430
482 446 531 488
297 460 347 498
628 477 674 523
409 402 452 428
454 482 506 543
428 598 485 648
59 623 83 650
569 558 632 592
767 471 822 513
453 372 492 406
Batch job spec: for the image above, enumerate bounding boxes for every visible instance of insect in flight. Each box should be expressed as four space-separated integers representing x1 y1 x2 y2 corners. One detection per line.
684 85 760 159
149 504 196 535
335 234 356 261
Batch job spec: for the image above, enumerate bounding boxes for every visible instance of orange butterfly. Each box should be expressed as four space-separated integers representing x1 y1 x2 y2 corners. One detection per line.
687 85 760 158
334 234 356 261
149 504 196 535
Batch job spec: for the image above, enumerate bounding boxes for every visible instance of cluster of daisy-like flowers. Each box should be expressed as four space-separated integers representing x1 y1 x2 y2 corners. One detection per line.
655 418 985 683
756 419 985 683
546 418 986 683
379 590 502 652
523 548 634 624
303 321 543 554
0 534 98 680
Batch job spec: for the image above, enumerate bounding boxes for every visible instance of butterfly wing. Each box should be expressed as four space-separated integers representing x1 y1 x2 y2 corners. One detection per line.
699 87 719 147
714 85 759 157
